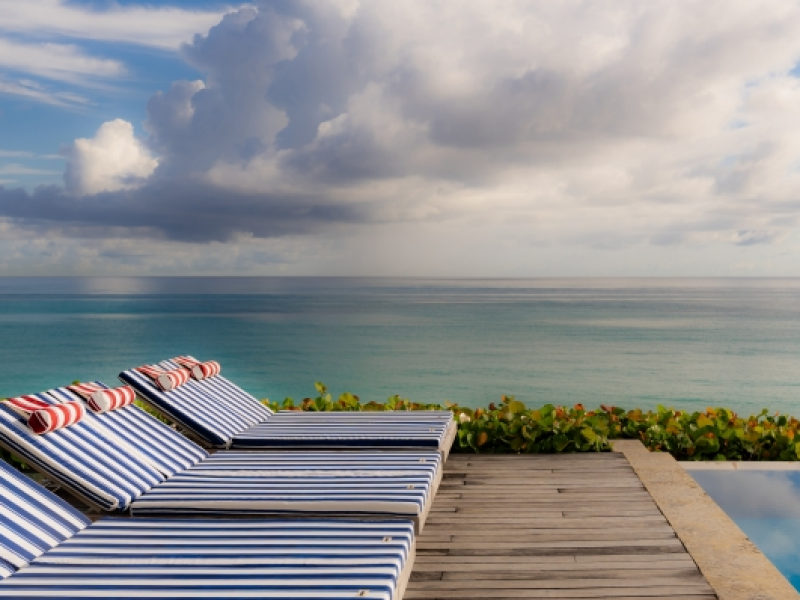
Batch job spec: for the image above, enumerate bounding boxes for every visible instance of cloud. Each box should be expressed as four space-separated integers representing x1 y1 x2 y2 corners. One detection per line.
0 0 240 51
5 0 800 275
0 38 125 85
0 164 61 176
62 119 158 195
0 78 91 107
0 150 63 159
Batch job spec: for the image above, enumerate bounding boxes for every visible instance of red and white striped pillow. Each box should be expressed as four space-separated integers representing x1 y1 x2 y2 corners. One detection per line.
173 356 222 380
3 396 86 435
135 365 191 391
68 383 137 413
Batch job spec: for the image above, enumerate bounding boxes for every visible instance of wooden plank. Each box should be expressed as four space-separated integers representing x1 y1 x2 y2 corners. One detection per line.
408 576 710 589
425 516 668 525
404 588 716 598
412 562 699 572
437 569 704 581
427 528 677 538
435 496 654 504
417 540 684 551
450 532 679 542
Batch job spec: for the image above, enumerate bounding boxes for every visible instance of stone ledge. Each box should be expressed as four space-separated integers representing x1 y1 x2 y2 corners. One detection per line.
613 439 799 600
682 461 800 471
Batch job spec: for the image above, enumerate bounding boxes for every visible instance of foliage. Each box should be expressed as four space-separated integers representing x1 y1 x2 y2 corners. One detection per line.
618 405 800 461
453 396 611 453
133 399 172 423
261 382 448 412
0 446 29 471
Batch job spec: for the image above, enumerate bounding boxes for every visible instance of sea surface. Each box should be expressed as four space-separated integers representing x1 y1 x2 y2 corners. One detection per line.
0 277 799 415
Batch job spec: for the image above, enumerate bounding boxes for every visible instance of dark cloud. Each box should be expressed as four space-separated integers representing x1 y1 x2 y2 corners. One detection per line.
0 183 366 242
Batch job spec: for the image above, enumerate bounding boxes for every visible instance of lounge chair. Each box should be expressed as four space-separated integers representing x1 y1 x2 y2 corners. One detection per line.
0 458 415 599
0 387 441 533
119 358 457 457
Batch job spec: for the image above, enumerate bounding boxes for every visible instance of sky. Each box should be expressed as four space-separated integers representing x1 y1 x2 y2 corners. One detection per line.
2 0 800 276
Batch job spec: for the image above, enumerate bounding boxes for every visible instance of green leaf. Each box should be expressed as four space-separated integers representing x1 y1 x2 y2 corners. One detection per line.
508 400 527 414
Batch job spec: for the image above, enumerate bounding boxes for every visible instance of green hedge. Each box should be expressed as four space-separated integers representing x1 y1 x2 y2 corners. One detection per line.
264 384 800 461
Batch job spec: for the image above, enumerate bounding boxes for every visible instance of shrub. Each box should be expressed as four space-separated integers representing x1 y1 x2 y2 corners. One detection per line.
452 397 611 453
262 382 447 412
618 405 800 461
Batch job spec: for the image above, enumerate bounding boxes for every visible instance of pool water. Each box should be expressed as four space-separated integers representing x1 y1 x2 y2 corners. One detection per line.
689 470 800 590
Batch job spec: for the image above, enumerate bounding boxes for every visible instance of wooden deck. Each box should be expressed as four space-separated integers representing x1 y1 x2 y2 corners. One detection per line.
407 452 717 599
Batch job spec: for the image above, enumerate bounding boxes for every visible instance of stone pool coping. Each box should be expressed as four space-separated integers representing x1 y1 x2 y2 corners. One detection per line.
682 460 800 470
613 439 799 600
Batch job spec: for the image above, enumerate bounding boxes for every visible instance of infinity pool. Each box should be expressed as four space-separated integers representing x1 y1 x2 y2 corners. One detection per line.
689 468 800 590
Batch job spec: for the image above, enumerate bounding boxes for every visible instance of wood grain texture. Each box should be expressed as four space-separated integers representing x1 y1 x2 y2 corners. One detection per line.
406 453 717 599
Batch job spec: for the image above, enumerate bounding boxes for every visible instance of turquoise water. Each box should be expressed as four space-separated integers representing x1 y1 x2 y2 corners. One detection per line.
1 277 799 414
690 471 800 590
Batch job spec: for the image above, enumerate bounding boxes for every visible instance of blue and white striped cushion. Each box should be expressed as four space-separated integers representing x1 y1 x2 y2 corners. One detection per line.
0 518 414 599
127 358 454 450
164 356 454 432
0 394 165 511
161 357 274 422
0 558 14 580
194 449 441 475
232 415 450 449
131 450 440 519
48 385 208 478
163 358 455 450
0 460 90 576
119 368 256 447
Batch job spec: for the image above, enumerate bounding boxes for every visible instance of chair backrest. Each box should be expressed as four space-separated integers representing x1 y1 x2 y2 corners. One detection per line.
48 386 208 478
0 394 165 511
119 367 265 447
0 459 90 579
161 357 274 422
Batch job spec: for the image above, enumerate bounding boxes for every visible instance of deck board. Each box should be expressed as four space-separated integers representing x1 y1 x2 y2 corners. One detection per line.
407 453 717 599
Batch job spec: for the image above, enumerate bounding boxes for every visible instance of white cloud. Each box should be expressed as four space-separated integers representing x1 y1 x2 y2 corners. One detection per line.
0 149 62 159
0 164 61 176
0 78 90 107
0 38 125 85
63 119 158 195
0 0 240 50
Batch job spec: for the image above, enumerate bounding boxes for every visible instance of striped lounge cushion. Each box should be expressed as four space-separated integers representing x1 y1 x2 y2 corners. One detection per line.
0 459 90 577
3 396 85 435
162 357 454 426
162 357 273 419
67 382 136 413
0 394 165 511
49 384 208 478
232 415 450 449
173 355 222 380
119 367 265 447
0 558 14 581
135 365 191 391
158 357 454 451
131 450 440 521
0 518 414 599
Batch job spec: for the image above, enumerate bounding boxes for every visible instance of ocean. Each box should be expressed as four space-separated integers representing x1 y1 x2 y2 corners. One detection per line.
0 277 799 416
